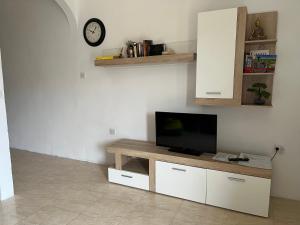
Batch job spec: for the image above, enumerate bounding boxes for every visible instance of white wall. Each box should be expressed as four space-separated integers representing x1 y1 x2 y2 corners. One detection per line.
0 0 82 158
0 50 14 200
1 0 300 200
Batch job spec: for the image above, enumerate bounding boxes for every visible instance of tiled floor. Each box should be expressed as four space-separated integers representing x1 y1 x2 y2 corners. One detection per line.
0 150 299 225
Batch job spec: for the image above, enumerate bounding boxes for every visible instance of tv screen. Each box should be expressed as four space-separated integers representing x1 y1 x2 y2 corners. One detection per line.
155 112 217 155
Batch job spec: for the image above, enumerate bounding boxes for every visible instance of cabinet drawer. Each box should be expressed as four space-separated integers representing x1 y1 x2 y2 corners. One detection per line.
206 169 271 217
108 168 149 191
156 161 206 203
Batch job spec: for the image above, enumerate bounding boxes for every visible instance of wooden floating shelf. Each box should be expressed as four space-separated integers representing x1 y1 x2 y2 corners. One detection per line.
245 39 277 45
242 104 273 107
94 53 196 67
244 73 274 76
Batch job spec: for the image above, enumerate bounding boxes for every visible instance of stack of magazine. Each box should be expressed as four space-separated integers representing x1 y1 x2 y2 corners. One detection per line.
244 49 277 73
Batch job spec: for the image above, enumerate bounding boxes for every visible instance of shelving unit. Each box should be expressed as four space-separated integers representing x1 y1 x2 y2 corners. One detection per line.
242 11 278 107
244 72 274 76
95 53 196 67
245 39 277 45
122 158 149 175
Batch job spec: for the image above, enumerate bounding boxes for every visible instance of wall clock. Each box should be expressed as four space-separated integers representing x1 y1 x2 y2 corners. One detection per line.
83 18 106 47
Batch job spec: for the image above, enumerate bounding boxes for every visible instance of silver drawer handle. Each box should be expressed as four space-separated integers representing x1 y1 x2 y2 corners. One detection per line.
228 177 246 182
172 168 186 172
121 174 133 178
206 91 221 95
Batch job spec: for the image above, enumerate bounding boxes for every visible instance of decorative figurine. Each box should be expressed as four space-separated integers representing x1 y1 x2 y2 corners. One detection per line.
126 41 134 58
249 18 267 40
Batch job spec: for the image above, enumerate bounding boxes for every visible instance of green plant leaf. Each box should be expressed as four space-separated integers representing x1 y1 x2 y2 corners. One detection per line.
253 83 267 89
261 90 271 99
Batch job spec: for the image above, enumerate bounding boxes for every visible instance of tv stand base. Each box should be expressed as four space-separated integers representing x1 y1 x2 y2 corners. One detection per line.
106 139 272 217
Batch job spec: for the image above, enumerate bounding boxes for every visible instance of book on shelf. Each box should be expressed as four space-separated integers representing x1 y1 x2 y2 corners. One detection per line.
254 54 277 73
95 56 115 60
250 50 270 59
243 50 277 74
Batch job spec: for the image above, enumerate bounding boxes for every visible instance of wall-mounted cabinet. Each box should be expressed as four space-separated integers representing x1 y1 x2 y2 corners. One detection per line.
195 7 247 106
195 8 278 107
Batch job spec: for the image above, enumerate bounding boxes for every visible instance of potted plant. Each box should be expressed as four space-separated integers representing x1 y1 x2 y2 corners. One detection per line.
247 82 271 105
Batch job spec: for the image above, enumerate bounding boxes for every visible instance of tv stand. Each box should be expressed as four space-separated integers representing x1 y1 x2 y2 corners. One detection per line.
106 139 272 217
168 147 202 156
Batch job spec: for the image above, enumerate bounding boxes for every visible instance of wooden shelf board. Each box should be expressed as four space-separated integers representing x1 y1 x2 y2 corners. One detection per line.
244 73 274 76
107 139 272 179
95 53 196 66
245 39 277 45
122 158 149 175
242 104 273 107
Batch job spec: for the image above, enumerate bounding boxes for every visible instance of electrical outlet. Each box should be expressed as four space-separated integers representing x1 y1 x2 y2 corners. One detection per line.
274 145 284 153
109 128 117 136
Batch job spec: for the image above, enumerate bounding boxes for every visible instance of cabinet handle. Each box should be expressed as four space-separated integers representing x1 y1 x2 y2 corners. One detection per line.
206 91 221 95
121 174 133 179
228 177 246 182
172 168 186 172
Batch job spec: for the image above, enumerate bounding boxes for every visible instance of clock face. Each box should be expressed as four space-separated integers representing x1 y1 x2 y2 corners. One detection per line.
83 18 106 47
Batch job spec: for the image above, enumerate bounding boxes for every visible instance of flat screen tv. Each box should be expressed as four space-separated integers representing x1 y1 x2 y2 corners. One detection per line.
155 112 217 156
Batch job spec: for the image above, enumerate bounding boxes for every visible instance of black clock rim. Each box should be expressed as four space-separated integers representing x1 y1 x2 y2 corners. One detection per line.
83 18 106 47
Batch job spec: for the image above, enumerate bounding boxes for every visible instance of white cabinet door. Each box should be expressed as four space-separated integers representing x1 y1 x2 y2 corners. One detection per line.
196 8 238 99
206 169 271 217
156 161 206 203
108 168 149 191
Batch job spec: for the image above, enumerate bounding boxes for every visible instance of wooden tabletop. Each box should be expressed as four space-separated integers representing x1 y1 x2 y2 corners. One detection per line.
106 139 272 179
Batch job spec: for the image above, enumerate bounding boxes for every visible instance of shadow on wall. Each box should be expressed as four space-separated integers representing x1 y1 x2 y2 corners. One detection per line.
186 63 197 106
98 140 115 166
147 112 156 142
146 62 197 143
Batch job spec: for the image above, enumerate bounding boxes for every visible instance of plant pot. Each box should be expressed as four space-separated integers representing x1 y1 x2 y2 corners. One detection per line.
254 97 266 105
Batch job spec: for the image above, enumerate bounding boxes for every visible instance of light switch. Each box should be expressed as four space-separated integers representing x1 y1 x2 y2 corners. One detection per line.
109 128 117 136
80 72 86 79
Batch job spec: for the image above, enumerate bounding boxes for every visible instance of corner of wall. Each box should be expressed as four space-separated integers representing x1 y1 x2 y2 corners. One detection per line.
54 0 78 33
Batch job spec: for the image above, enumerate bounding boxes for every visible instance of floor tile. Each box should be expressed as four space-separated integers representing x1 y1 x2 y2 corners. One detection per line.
82 198 136 218
67 214 121 225
22 206 79 225
0 213 23 225
138 192 183 211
